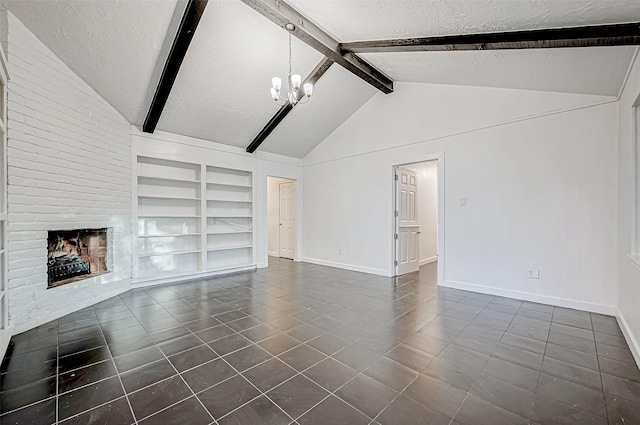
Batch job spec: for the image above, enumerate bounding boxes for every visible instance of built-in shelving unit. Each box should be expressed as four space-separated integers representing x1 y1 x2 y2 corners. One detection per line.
135 157 255 282
136 157 202 278
205 166 253 272
0 45 11 360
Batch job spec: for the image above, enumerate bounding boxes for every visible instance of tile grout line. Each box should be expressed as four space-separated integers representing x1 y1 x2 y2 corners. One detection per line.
96 298 141 425
591 311 609 420
146 296 296 425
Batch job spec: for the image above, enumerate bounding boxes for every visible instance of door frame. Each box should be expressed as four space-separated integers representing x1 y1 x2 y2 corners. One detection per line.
392 153 445 284
266 176 298 261
278 181 296 259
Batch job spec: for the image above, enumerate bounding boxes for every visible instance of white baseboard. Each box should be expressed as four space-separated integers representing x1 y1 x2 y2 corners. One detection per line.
420 256 438 266
133 265 257 288
302 257 390 277
616 308 640 368
441 280 616 315
268 251 279 257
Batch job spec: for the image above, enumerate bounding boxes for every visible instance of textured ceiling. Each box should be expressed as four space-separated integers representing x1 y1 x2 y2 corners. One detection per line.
287 0 640 41
5 0 181 125
260 65 376 158
289 0 640 97
156 0 325 149
4 0 640 158
361 47 636 97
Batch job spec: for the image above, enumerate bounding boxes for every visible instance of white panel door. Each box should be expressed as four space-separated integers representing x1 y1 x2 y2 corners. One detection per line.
279 182 295 259
396 167 420 275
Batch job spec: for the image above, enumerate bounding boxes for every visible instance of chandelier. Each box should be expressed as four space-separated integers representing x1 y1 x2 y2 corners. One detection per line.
270 23 313 106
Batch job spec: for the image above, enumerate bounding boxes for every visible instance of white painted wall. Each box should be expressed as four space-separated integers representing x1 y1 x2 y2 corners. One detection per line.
303 82 618 314
267 176 294 257
6 13 133 333
132 130 304 274
405 161 438 265
616 48 640 365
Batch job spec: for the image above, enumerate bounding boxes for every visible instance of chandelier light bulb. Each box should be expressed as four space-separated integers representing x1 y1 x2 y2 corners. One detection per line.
291 74 301 90
272 77 281 92
270 87 279 101
304 83 313 97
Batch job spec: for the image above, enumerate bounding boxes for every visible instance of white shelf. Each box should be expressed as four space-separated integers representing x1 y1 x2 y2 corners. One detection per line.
206 182 252 189
207 199 252 203
207 264 255 272
138 215 201 218
138 233 201 238
138 250 201 258
207 231 252 235
139 195 201 201
208 215 252 218
207 245 252 252
138 175 200 184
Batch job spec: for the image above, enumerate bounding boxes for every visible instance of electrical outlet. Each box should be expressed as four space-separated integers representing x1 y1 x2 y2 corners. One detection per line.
338 249 342 255
527 269 540 279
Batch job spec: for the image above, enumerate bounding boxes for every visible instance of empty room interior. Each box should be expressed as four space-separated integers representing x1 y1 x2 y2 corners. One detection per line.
2 0 640 424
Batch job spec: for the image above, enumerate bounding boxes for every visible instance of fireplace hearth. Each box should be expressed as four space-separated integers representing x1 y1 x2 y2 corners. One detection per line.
47 228 109 288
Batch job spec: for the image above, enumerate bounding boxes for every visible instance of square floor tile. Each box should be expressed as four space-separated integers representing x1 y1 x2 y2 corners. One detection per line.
59 396 134 425
363 357 418 392
242 358 297 392
377 394 451 425
128 376 191 420
138 396 212 425
181 358 237 393
217 395 292 425
267 374 329 419
531 394 607 425
197 374 260 419
335 374 397 419
58 376 125 421
303 358 358 392
297 395 369 425
168 344 217 372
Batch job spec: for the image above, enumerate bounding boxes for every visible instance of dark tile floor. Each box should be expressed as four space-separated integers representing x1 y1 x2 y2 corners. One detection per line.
1 258 639 425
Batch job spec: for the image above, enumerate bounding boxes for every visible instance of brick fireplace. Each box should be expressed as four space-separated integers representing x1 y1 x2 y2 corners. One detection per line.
47 228 110 288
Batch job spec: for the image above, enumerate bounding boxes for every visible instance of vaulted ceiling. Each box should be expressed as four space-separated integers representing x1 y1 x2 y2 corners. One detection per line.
5 0 640 158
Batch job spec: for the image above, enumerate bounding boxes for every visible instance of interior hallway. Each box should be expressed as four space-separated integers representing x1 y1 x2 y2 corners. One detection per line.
1 259 638 424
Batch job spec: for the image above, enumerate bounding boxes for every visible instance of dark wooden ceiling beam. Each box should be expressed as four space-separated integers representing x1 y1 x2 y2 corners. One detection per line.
340 22 640 54
239 0 393 94
143 0 208 133
246 58 334 154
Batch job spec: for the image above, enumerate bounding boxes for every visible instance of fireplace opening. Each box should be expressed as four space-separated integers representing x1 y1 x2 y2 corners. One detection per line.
47 228 109 288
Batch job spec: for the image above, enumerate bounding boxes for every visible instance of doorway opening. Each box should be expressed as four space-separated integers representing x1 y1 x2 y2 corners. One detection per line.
393 159 442 278
267 176 297 260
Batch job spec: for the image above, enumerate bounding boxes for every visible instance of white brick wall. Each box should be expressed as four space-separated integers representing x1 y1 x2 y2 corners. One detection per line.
6 13 132 333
